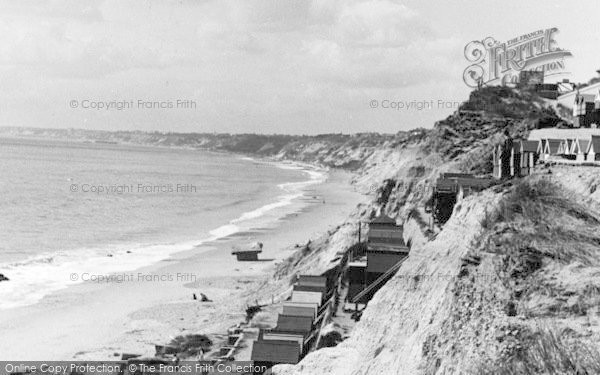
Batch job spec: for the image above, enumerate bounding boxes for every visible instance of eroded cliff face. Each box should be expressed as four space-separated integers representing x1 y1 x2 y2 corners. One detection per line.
273 192 499 375
269 88 600 375
274 172 600 375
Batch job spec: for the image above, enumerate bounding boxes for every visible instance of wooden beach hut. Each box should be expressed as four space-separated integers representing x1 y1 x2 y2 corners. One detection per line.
586 135 600 161
296 275 330 294
557 139 567 155
251 339 302 367
518 140 539 176
432 174 494 224
293 284 326 294
367 214 400 245
365 214 409 284
282 302 318 318
493 140 513 179
272 314 314 335
509 142 521 177
572 138 590 162
268 314 314 348
291 291 323 306
231 242 263 261
296 275 330 292
542 139 562 160
537 139 546 155
346 260 367 302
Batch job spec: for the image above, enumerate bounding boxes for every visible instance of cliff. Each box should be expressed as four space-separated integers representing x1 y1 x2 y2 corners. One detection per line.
269 87 600 374
6 87 597 374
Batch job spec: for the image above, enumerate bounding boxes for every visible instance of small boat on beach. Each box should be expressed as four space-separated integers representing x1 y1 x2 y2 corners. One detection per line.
231 242 263 261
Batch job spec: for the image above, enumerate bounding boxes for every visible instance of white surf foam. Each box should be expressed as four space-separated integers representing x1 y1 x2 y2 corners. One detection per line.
0 159 328 310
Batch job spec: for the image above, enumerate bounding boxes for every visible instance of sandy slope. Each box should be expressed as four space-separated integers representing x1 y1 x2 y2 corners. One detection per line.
273 191 499 375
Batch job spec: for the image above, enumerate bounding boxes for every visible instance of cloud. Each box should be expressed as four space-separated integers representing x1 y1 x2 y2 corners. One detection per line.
301 0 461 89
0 0 466 133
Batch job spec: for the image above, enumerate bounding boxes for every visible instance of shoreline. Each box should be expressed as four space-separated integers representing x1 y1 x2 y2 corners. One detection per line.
0 166 366 360
0 152 326 310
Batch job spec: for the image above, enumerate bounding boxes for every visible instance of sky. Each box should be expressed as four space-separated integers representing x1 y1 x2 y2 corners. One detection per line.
0 0 599 134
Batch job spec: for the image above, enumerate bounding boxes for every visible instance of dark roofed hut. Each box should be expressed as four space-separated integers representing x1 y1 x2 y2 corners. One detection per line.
251 339 302 367
367 214 404 248
231 242 263 261
282 302 318 318
433 174 494 224
518 140 539 176
542 139 562 160
346 260 367 302
296 275 330 293
366 214 409 283
272 314 314 337
586 135 600 161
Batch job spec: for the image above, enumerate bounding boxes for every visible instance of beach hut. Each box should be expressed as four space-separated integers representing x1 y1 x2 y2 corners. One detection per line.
542 139 562 160
366 249 408 282
293 284 326 294
432 174 494 224
291 291 323 306
492 144 501 179
572 138 590 162
510 142 521 177
365 214 409 282
260 333 306 355
518 140 539 176
586 135 600 161
492 142 512 179
346 260 367 301
574 93 597 128
367 214 405 248
296 275 328 291
563 139 575 157
557 139 567 155
272 314 314 336
536 139 546 156
231 242 262 261
282 302 318 318
251 340 302 367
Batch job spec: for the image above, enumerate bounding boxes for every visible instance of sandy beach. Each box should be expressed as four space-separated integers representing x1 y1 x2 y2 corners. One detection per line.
0 168 366 360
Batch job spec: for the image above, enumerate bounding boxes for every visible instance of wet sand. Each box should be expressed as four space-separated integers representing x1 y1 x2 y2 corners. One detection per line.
0 169 366 360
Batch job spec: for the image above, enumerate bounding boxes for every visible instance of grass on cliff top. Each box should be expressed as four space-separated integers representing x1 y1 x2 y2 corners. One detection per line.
475 326 600 375
482 178 600 265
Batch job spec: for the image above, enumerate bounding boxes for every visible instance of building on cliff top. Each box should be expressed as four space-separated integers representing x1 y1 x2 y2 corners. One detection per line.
557 81 600 109
573 91 600 128
586 135 600 161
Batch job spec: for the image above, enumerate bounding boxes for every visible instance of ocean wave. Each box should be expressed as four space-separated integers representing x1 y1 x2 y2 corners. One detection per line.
0 159 328 310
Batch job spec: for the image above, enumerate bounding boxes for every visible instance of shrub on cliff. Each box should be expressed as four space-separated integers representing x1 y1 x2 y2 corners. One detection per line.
428 86 562 174
474 327 600 375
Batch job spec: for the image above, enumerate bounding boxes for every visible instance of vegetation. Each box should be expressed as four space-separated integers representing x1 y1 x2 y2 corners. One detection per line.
474 327 600 375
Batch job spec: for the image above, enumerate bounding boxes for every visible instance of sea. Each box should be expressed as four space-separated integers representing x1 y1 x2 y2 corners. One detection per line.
0 138 326 310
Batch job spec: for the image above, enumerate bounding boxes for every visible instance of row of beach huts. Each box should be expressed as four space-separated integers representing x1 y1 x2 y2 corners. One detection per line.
493 130 600 179
249 213 411 373
250 274 336 369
